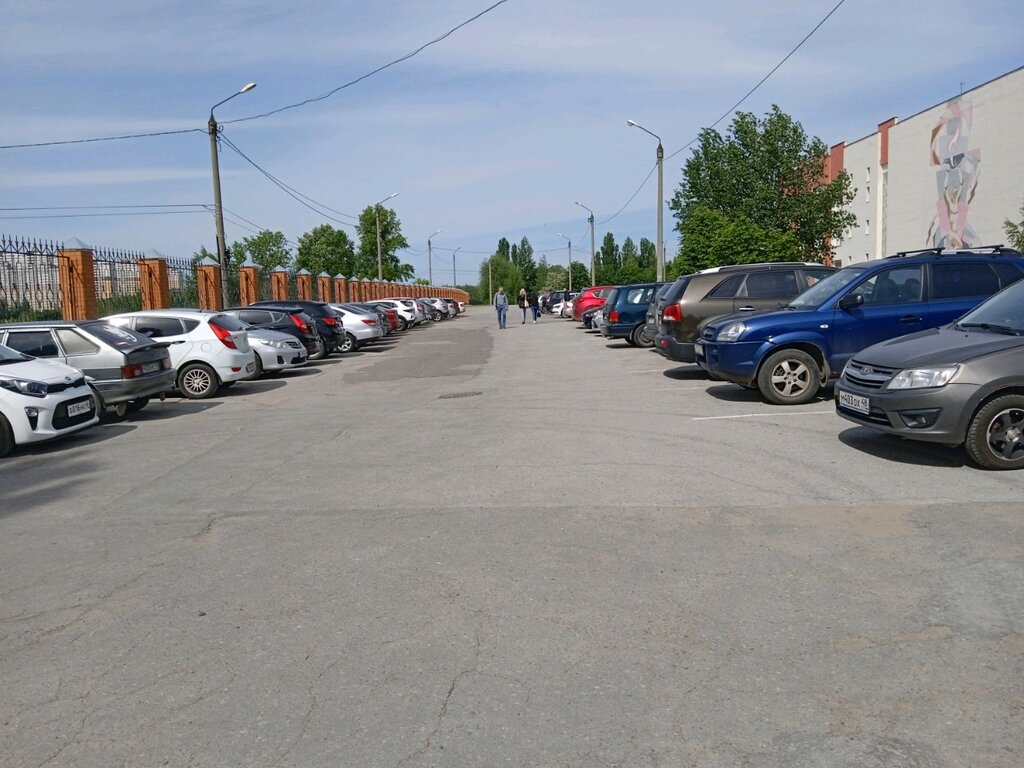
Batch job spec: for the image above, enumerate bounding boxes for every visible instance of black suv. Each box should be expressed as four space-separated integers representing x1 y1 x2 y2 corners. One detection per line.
221 306 320 357
655 262 836 363
250 300 345 358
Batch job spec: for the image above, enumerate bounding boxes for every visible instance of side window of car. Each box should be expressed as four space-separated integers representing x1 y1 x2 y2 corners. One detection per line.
801 268 833 289
850 266 924 306
930 262 1001 300
6 330 60 357
991 263 1024 288
55 329 100 356
707 274 745 298
239 310 268 324
136 317 184 337
625 288 647 304
742 270 799 299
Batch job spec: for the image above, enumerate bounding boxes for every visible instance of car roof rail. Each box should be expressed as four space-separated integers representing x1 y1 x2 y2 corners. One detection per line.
888 244 1022 259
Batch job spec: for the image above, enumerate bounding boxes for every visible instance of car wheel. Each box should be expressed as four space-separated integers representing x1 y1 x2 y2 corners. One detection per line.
125 397 150 413
309 336 329 360
631 324 654 348
249 354 264 380
965 395 1024 470
339 332 358 353
178 363 219 399
0 414 14 458
397 317 408 332
757 349 821 405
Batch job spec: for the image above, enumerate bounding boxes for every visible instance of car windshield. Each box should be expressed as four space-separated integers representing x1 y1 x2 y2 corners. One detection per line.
79 322 153 349
787 267 867 310
0 343 29 364
955 279 1024 334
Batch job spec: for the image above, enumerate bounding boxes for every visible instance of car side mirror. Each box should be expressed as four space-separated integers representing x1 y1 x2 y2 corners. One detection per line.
838 293 864 310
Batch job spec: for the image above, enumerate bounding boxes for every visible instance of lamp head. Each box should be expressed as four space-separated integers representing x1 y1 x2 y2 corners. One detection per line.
627 119 638 127
240 82 257 93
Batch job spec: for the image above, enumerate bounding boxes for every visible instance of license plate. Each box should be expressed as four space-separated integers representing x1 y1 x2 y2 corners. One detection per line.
246 361 255 373
141 361 161 374
838 390 870 415
67 400 92 418
694 341 705 358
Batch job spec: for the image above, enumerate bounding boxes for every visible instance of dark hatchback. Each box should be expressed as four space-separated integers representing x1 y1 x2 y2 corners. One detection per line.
601 282 668 347
221 305 319 356
835 278 1024 469
250 300 344 358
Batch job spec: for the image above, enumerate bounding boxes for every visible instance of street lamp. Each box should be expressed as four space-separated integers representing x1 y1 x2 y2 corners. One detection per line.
627 119 664 282
452 246 461 286
556 233 573 293
209 82 256 307
575 201 596 287
427 228 441 287
374 192 399 280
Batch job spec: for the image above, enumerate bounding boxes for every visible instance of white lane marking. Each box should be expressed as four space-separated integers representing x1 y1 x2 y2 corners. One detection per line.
692 410 833 421
629 369 668 373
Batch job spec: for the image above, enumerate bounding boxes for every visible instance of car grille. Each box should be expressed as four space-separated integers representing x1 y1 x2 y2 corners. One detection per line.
843 360 897 390
836 403 893 427
52 395 95 429
47 376 86 393
285 339 302 349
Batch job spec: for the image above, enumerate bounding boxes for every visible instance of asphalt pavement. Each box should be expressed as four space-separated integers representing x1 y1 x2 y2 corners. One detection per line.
1 308 1021 767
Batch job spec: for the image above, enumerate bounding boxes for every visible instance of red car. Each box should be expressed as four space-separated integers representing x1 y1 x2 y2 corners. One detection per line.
572 285 615 322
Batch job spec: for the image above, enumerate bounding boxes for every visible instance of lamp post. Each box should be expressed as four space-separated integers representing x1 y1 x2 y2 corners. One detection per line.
374 192 399 280
627 119 664 283
575 201 596 286
556 233 573 293
427 229 441 287
209 82 256 307
452 246 461 287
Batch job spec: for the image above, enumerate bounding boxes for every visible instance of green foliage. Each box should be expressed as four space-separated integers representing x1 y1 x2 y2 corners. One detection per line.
569 261 590 291
512 237 537 289
669 105 856 263
668 206 801 278
541 264 568 291
229 230 292 271
0 300 60 323
1005 199 1024 251
595 232 621 284
479 254 523 299
638 238 656 276
191 245 216 266
296 224 356 278
414 278 430 285
355 205 413 280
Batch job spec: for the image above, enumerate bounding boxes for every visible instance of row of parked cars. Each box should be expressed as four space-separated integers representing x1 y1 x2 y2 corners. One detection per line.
0 296 464 457
567 245 1024 470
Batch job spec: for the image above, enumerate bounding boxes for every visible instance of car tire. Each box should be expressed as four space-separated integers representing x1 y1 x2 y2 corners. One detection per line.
249 354 264 380
964 395 1024 470
339 332 358 354
0 414 14 458
178 363 219 399
631 324 654 348
309 336 329 360
126 397 150 413
397 318 409 332
757 348 821 405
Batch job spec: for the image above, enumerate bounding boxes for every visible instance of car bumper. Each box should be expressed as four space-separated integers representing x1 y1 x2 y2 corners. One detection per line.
214 350 257 382
654 334 696 363
834 380 978 445
694 339 762 386
254 345 307 372
92 370 177 404
7 389 99 446
350 326 383 343
605 322 638 339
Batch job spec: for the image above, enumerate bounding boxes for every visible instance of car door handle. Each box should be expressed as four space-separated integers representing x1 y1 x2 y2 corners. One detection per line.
900 315 923 323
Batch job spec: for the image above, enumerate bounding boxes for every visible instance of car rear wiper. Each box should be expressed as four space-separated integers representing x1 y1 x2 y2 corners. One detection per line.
956 322 1022 336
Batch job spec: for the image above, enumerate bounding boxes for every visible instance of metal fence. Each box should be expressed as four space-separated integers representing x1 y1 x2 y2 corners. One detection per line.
93 245 146 316
0 236 63 322
167 255 199 308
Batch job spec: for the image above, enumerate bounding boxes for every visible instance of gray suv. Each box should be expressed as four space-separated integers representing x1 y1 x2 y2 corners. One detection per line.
835 277 1024 469
654 262 835 363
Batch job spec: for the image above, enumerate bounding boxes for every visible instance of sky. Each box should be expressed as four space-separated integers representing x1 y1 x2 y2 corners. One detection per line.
1 0 1022 286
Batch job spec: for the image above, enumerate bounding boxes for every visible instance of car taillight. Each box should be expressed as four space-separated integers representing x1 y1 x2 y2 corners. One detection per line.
209 320 237 349
121 363 142 379
290 314 310 333
362 319 377 325
609 310 619 322
662 304 681 322
323 316 338 327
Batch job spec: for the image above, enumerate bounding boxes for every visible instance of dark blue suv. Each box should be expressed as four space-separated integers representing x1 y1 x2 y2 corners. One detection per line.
695 246 1024 404
600 281 668 347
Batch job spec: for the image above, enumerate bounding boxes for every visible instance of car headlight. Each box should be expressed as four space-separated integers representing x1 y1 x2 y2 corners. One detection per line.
887 366 959 390
0 376 49 397
716 321 746 342
256 338 288 348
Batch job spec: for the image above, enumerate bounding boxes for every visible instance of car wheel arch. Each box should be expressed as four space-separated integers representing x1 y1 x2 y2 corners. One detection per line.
755 342 827 381
959 383 1024 442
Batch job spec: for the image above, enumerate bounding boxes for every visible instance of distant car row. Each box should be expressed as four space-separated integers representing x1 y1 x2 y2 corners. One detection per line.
568 246 1024 469
0 296 465 458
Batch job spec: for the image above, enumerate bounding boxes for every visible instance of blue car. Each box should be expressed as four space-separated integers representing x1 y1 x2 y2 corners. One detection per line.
695 246 1024 404
600 282 668 347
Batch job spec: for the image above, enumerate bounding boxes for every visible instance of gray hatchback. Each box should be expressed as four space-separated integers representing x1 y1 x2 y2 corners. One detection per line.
0 321 174 416
835 278 1024 469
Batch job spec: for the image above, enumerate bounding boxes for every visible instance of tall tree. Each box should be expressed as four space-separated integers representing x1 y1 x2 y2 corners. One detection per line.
229 230 292 271
618 237 645 284
496 237 512 261
512 236 538 289
638 238 656 277
355 205 412 280
479 254 523 299
569 261 590 291
669 105 856 263
296 224 356 277
595 232 621 285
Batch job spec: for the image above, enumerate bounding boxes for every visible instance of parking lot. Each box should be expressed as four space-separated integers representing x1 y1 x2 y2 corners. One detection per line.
2 309 1021 767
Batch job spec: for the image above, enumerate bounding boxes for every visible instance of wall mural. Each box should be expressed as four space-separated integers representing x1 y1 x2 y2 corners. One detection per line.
927 99 981 248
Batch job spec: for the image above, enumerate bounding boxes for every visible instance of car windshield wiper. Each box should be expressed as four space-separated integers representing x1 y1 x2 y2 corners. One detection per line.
956 322 1022 336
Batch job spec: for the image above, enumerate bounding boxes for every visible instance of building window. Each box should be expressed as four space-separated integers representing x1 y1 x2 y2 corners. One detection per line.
865 219 870 236
865 185 871 203
866 166 871 183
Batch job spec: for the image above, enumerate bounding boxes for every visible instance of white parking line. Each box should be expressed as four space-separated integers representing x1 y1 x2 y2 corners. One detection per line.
629 369 668 373
692 410 833 421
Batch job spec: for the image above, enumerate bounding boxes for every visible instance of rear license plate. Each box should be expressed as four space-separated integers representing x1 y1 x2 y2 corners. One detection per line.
246 361 255 373
141 361 161 374
67 400 92 418
838 390 870 415
694 341 705 358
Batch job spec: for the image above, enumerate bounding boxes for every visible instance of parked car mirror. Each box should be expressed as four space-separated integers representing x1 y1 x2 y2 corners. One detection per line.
838 293 864 311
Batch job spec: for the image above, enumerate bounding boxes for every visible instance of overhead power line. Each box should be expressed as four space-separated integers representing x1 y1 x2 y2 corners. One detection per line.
0 128 203 151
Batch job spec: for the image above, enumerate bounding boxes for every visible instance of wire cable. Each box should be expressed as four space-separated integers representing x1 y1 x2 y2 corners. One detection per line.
0 209 206 220
597 163 658 226
0 128 204 151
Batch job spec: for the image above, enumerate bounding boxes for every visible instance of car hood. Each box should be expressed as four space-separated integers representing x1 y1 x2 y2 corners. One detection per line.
855 326 1024 368
0 357 86 383
703 306 817 333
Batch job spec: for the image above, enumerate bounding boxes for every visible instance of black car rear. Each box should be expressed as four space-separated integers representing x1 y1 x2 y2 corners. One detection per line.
250 300 344 358
223 306 320 355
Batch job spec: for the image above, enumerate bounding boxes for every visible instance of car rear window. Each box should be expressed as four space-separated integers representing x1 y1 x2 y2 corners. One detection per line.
707 274 745 298
930 262 1001 300
78 323 151 350
663 277 691 303
603 288 620 306
208 314 246 331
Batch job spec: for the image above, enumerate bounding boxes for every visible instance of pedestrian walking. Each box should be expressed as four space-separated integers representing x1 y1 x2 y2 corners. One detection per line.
528 290 539 323
494 286 508 329
517 288 528 324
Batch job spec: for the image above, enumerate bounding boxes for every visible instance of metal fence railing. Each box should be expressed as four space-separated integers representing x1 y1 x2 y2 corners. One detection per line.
0 235 63 322
166 255 199 308
93 245 145 316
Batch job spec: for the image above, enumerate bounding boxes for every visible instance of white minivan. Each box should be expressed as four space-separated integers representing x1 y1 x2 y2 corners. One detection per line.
104 309 254 399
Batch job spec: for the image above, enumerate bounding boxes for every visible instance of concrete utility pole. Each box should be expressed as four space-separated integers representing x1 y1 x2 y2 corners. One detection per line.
208 82 256 308
374 192 399 280
557 233 573 293
488 259 492 300
627 119 665 282
427 229 441 287
575 201 596 286
452 246 461 287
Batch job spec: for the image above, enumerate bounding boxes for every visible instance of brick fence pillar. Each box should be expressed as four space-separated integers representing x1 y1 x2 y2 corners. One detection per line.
296 270 312 300
138 257 170 311
57 247 98 320
361 279 371 301
271 267 289 300
196 258 223 310
238 261 260 306
316 272 332 303
334 275 348 303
